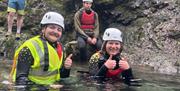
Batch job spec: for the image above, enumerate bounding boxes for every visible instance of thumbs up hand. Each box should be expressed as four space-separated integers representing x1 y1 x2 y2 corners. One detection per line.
119 57 130 70
104 55 116 70
64 54 73 69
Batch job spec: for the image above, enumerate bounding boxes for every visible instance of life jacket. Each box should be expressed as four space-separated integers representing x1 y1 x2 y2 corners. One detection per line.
80 10 95 30
106 68 123 78
12 36 63 85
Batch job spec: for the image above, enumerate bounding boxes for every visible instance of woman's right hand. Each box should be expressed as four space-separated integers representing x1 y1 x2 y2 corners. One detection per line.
104 55 116 69
87 37 92 44
64 54 73 69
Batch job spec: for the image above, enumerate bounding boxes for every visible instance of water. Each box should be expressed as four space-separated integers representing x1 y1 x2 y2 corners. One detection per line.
0 58 180 91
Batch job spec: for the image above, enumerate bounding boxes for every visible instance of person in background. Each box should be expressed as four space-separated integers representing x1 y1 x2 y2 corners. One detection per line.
74 0 102 62
89 28 141 86
6 0 26 39
10 12 73 86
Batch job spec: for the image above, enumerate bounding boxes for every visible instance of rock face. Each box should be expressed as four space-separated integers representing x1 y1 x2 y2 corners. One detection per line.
0 0 180 75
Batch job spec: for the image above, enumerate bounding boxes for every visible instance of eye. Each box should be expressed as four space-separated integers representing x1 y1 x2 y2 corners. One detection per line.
48 25 62 32
48 25 55 29
115 42 120 45
57 28 62 32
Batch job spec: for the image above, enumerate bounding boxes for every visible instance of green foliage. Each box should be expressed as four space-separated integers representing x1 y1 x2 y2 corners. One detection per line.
97 0 113 3
44 0 64 12
0 11 7 17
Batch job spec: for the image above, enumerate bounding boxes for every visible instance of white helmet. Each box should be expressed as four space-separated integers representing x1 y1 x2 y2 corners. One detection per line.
103 28 123 42
40 12 64 29
83 0 93 2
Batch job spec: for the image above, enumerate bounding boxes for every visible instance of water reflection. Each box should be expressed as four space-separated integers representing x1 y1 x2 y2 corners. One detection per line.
0 58 180 91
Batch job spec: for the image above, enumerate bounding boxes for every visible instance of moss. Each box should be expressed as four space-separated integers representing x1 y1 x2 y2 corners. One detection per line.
44 0 64 12
132 17 149 27
115 5 134 18
0 11 7 17
97 0 113 3
0 11 7 26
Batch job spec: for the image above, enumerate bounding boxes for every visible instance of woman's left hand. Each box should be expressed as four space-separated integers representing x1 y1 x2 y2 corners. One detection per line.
64 54 73 69
119 57 130 70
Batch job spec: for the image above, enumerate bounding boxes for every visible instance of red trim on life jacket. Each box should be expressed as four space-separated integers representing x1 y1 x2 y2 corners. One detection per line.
80 10 95 30
106 68 124 78
57 42 63 60
81 25 95 30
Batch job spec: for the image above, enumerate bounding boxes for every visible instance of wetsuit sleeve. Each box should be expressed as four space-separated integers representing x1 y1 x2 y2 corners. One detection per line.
16 47 34 85
89 53 108 78
60 47 71 78
95 65 108 78
74 9 89 39
93 12 99 38
60 66 71 78
89 53 100 76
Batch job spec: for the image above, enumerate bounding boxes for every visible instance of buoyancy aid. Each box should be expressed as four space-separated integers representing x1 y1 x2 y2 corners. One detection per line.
80 10 95 30
12 36 63 85
106 68 123 78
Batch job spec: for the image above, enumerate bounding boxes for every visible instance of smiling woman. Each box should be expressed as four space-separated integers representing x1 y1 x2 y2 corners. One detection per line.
9 12 73 86
89 28 141 86
42 24 63 43
105 40 121 56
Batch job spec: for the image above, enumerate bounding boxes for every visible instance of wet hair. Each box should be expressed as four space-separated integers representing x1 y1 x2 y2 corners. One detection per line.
40 24 48 29
40 24 48 36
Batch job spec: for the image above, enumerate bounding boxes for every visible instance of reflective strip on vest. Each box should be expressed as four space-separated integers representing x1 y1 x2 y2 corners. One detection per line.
29 68 58 77
29 40 58 77
31 40 44 66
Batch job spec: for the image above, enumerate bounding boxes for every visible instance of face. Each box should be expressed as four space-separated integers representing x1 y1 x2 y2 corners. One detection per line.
42 24 63 43
83 2 92 9
105 40 121 56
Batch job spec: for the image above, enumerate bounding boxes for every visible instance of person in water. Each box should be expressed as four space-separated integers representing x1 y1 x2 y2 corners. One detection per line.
89 28 141 86
10 12 73 85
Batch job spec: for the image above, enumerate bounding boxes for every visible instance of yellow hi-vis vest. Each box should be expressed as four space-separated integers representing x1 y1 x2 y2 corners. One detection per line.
12 36 63 85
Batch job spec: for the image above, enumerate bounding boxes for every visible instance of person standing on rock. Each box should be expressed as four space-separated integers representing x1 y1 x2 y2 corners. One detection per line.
10 12 73 86
89 28 141 86
6 0 26 39
74 0 102 62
